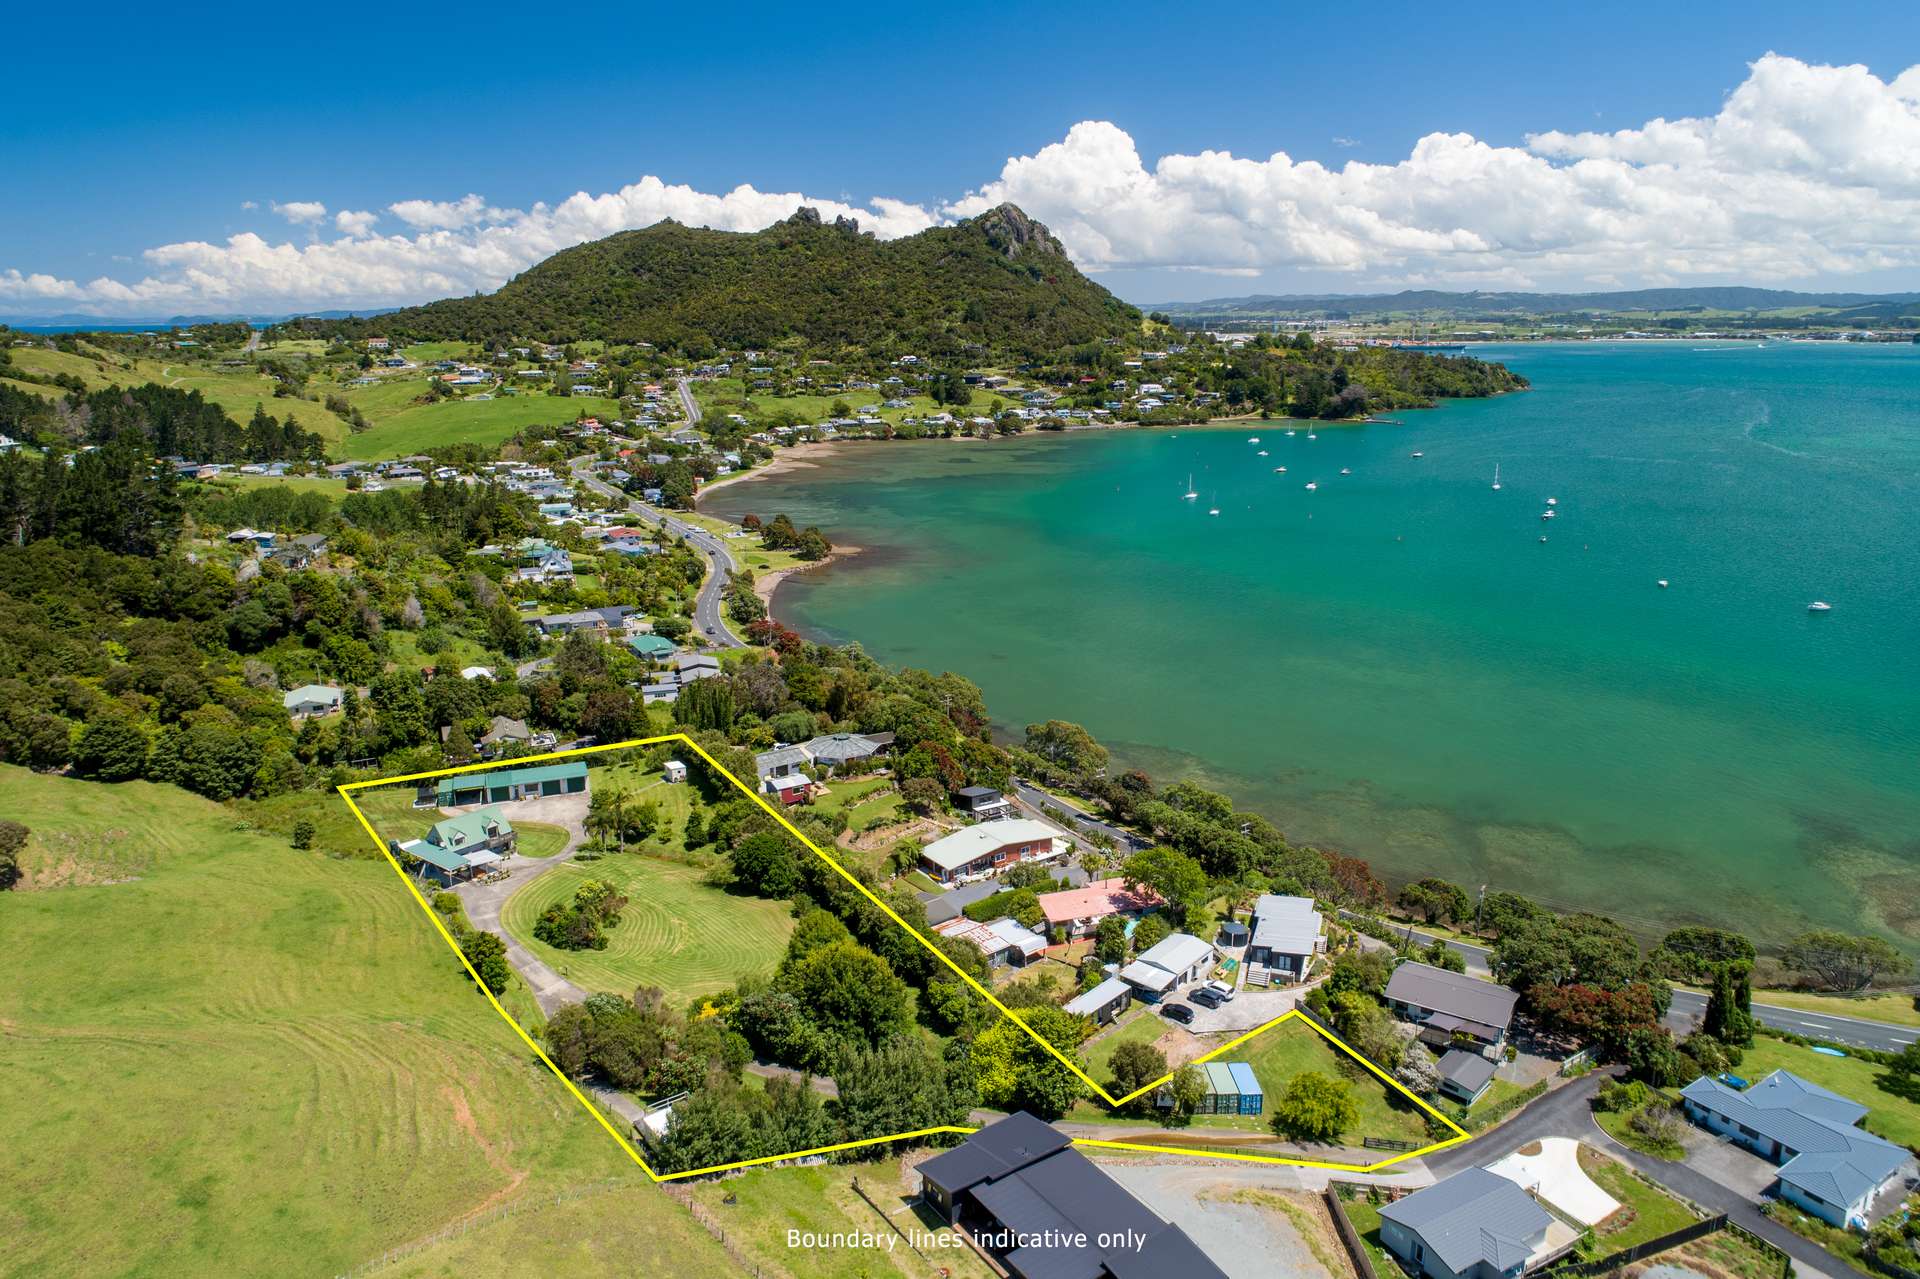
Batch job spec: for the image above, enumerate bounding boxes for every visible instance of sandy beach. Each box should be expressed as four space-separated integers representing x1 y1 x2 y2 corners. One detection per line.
753 544 863 612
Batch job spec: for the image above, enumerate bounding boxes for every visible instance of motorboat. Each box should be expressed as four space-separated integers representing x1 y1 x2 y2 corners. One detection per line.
1807 601 1832 613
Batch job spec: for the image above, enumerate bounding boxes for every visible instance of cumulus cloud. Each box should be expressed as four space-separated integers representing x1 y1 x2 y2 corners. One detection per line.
8 54 1920 314
271 200 328 225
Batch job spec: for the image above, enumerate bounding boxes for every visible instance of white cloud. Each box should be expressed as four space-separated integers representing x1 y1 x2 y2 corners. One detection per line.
8 54 1920 314
240 200 258 211
271 200 328 225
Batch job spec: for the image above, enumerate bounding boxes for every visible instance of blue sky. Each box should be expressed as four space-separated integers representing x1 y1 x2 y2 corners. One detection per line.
6 2 1920 313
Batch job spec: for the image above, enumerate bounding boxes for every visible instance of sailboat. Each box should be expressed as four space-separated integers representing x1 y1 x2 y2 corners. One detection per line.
1182 474 1198 501
1491 463 1502 491
1207 492 1221 516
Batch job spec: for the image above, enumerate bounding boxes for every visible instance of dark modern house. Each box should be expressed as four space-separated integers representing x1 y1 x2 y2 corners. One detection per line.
1384 961 1520 1057
916 1112 1228 1279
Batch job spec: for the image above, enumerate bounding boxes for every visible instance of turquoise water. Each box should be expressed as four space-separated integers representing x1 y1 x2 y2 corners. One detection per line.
703 343 1920 945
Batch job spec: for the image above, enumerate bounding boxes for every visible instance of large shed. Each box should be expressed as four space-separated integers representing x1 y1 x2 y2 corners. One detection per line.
434 760 589 806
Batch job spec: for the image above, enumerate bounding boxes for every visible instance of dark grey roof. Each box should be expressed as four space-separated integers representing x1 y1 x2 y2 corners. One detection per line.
1379 1168 1553 1275
1681 1071 1907 1208
958 785 1003 801
1385 962 1519 1032
918 1111 1069 1196
1437 1049 1497 1093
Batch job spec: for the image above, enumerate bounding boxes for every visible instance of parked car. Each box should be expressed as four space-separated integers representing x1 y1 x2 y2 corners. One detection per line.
1189 987 1224 1009
1205 979 1236 1002
1161 1003 1195 1024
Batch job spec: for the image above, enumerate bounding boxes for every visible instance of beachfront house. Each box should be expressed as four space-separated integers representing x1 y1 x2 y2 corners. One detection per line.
1679 1071 1915 1228
798 731 893 774
1377 1168 1581 1279
1119 932 1216 1001
917 819 1063 886
1245 893 1324 984
1384 961 1520 1057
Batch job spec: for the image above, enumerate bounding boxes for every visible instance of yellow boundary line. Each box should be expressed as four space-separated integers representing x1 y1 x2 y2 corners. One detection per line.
338 733 1470 1180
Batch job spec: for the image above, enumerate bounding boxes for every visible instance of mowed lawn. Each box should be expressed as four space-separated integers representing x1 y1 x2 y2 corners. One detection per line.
500 854 793 1002
0 766 631 1277
1084 1009 1172 1089
341 393 623 459
1231 1017 1432 1144
1738 1037 1920 1148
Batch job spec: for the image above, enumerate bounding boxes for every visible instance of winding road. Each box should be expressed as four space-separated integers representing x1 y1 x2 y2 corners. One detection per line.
567 379 742 648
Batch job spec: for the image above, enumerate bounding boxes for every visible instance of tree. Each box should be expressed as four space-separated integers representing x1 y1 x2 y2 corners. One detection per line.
1780 931 1911 993
1121 846 1207 921
777 939 912 1051
732 831 802 898
290 819 315 850
1702 961 1755 1047
1327 854 1388 910
1023 720 1108 777
1093 915 1129 965
673 677 735 732
833 1037 975 1142
898 776 944 815
72 716 149 781
1650 926 1755 983
1107 1040 1168 1109
461 929 511 995
1271 1072 1359 1142
1131 913 1172 954
1161 1063 1205 1125
1529 981 1666 1061
1398 878 1471 927
1396 1041 1441 1094
1326 949 1394 999
0 819 26 889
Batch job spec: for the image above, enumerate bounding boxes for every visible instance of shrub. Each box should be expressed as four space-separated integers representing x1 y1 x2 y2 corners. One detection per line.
1630 1101 1685 1148
1594 1079 1652 1113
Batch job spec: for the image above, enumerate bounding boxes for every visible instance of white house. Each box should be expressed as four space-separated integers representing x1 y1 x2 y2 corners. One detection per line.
1118 932 1215 1001
282 684 343 718
917 818 1062 885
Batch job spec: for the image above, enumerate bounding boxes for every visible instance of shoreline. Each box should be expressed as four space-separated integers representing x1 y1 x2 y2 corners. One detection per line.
751 544 864 611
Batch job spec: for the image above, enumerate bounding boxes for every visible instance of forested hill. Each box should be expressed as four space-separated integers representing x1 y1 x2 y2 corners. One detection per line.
307 204 1141 358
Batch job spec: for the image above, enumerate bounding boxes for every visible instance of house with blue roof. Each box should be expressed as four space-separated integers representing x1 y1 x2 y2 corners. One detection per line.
1679 1070 1914 1228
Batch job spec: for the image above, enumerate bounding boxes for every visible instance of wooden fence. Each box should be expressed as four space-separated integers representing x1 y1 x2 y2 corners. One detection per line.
1540 1215 1728 1278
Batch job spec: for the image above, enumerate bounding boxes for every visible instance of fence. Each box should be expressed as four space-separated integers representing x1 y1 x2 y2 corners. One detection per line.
1363 1136 1421 1152
1324 1186 1382 1279
1540 1215 1729 1278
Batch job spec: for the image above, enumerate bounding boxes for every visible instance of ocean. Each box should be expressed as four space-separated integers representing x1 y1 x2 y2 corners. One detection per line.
701 342 1920 946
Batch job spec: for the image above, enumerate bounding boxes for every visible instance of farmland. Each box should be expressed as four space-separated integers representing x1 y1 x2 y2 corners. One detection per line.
0 766 629 1277
339 390 623 459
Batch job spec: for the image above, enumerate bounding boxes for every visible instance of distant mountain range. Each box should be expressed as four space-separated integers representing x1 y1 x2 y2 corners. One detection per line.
0 309 394 328
287 204 1140 356
1148 287 1920 322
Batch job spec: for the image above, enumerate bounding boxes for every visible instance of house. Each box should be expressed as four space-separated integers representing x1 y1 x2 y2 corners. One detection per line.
282 684 343 718
1119 932 1216 1000
933 916 1048 968
478 715 532 753
1245 893 1324 982
1036 878 1160 939
662 760 687 784
1062 976 1133 1026
432 760 588 806
1436 1049 1499 1106
1679 1071 1915 1228
915 1112 1228 1279
1385 962 1520 1057
672 653 721 683
1377 1168 1581 1279
624 633 677 660
396 806 516 887
754 745 816 804
955 785 1015 821
459 665 494 681
917 819 1062 885
1158 1062 1263 1117
797 732 890 773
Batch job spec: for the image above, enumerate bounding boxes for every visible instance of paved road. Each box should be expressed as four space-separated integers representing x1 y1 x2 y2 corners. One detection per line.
567 450 742 649
1340 913 1916 1052
1009 778 1149 853
1429 1072 1839 1279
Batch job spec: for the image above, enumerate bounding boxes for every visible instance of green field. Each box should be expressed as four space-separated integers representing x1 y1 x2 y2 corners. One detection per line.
0 767 632 1277
1738 1036 1920 1148
1748 988 1920 1029
500 853 794 1002
341 393 622 459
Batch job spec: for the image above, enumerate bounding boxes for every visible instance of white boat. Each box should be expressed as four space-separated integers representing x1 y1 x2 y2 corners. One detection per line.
1274 466 1287 473
1657 579 1669 589
1539 535 1549 543
1248 436 1260 443
1307 432 1317 440
1339 467 1351 476
1257 450 1269 456
1411 451 1424 458
1546 497 1558 506
1304 481 1318 491
1492 463 1502 491
1286 429 1296 437
1540 509 1556 520
1807 601 1832 612
1182 473 1198 500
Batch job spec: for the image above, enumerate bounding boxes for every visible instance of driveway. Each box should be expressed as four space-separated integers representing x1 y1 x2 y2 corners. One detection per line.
1099 1164 1348 1279
1673 1127 1782 1199
1181 987 1304 1035
1484 1137 1619 1226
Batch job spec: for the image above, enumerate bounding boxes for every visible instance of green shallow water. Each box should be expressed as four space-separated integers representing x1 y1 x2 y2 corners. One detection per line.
702 342 1920 945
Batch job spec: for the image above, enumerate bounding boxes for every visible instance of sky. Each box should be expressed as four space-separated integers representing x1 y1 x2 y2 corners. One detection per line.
6 1 1920 316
